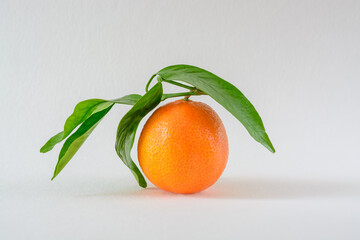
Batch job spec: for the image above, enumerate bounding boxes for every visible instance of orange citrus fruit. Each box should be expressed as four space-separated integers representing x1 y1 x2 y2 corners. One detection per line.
138 99 229 194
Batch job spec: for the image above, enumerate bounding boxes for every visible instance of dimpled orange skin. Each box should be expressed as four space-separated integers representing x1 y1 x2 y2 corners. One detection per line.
138 99 229 194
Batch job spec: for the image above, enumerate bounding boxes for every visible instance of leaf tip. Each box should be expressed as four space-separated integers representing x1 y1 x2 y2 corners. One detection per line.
51 171 58 181
266 142 276 153
139 181 147 188
40 147 47 153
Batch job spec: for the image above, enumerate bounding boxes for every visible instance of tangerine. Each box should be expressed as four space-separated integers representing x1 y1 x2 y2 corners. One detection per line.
138 99 228 194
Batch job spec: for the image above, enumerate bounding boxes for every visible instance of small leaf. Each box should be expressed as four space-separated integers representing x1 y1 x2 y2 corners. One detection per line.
40 131 65 153
115 82 163 188
52 105 114 180
110 94 142 105
157 64 275 153
40 94 142 153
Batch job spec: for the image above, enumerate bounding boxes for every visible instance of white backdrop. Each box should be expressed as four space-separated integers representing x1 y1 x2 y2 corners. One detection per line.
1 0 360 239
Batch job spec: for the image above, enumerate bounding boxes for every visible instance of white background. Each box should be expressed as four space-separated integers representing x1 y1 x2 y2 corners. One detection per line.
1 0 360 239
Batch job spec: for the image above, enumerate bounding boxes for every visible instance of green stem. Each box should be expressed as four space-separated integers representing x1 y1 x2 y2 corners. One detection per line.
183 95 191 101
145 74 156 92
161 79 194 91
161 91 206 101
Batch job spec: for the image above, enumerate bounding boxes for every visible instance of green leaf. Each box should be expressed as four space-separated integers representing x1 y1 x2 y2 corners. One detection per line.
115 82 163 188
52 104 114 180
157 64 275 153
40 131 65 153
40 94 142 153
110 94 142 105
